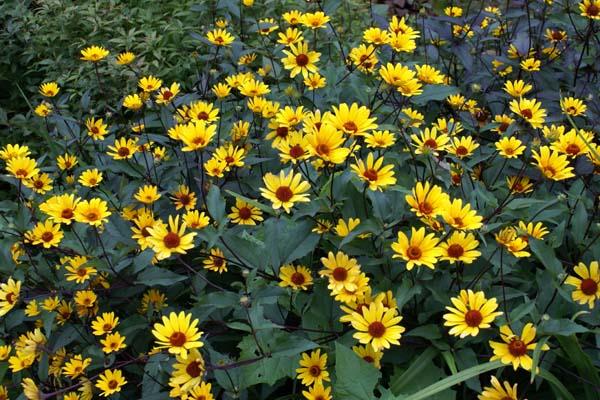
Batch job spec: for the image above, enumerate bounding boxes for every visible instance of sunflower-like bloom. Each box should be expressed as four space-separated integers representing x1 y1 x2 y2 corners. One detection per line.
28 220 63 248
509 97 546 128
580 0 600 19
206 28 235 46
78 168 103 187
282 41 321 78
107 137 138 160
551 128 593 157
349 44 378 73
260 170 310 213
439 231 481 264
411 127 450 155
489 323 549 370
351 153 396 191
134 185 161 204
379 63 422 96
349 301 405 351
302 381 332 400
39 82 60 97
0 277 21 317
443 290 502 338
296 349 330 386
179 121 217 152
95 369 127 397
391 227 442 270
443 199 483 230
300 11 330 29
478 376 519 400
168 348 205 397
560 96 586 116
531 146 575 181
495 136 525 159
147 215 197 260
40 194 80 224
405 181 450 218
0 143 30 161
447 136 479 159
279 264 313 291
503 80 532 97
80 45 109 62
326 103 378 136
116 51 135 65
152 311 203 356
319 251 361 292
565 261 600 309
155 82 181 105
74 198 111 226
122 94 143 110
305 122 350 164
6 156 39 180
228 198 263 225
353 344 383 369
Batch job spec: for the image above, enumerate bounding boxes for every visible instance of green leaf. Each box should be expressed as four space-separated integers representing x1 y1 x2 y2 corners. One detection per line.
334 342 382 400
530 336 550 382
555 335 600 400
264 218 320 268
539 319 587 336
389 347 437 394
412 85 459 105
135 267 187 286
226 189 276 216
207 185 226 223
530 239 564 275
538 368 576 400
399 361 503 400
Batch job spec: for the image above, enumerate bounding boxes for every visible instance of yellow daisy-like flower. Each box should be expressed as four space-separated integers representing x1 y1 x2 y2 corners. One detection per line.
156 82 181 105
302 381 332 400
301 11 330 29
411 127 450 155
179 121 217 152
107 137 138 160
95 369 127 397
134 184 161 204
507 176 534 194
206 28 235 46
391 227 442 270
34 102 53 117
448 136 480 159
304 72 327 90
147 215 197 260
509 97 546 128
24 172 53 194
305 122 350 164
203 248 227 273
204 157 227 178
349 301 405 351
260 170 310 213
532 146 575 181
170 185 197 211
405 181 450 218
478 376 519 400
74 198 111 226
365 130 395 148
296 349 330 386
152 311 203 356
168 348 205 397
78 168 103 187
212 82 231 98
101 332 127 354
39 194 80 225
116 51 135 65
489 323 549 370
279 264 313 291
0 277 21 317
351 153 396 191
122 93 144 110
28 220 63 248
239 78 270 97
187 381 214 400
565 261 600 309
560 96 587 117
443 199 483 230
552 128 593 157
326 103 378 136
334 218 361 238
85 117 108 140
520 57 540 71
39 82 60 97
495 136 525 159
492 114 515 134
57 153 78 170
21 378 41 400
80 45 109 62
503 80 532 97
282 41 321 78
364 27 390 45
319 251 361 292
353 344 383 369
62 354 91 379
349 44 379 73
439 231 481 264
183 210 210 230
517 221 549 242
228 198 263 225
6 156 39 180
580 0 600 19
0 143 30 161
91 312 119 336
379 63 423 97
138 75 162 92
443 290 502 338
277 27 303 46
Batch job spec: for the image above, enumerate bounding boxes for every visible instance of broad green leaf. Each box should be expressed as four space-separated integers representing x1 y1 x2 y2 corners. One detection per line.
389 347 437 395
135 266 187 286
555 335 600 400
335 342 382 400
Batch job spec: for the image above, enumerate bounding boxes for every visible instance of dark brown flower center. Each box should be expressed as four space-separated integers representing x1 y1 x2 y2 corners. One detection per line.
117 147 130 157
41 232 54 242
406 246 422 260
423 139 438 149
315 143 330 155
363 168 378 181
213 257 224 267
197 111 209 120
343 121 358 133
309 365 321 377
179 194 191 205
418 202 433 215
289 144 305 159
163 232 181 248
15 169 28 177
186 360 202 377
456 146 468 156
169 331 187 347
363 355 374 363
295 54 309 66
464 310 483 327
521 108 533 119
587 4 600 16
332 267 348 282
447 244 464 258
276 126 289 138
580 278 598 295
275 186 293 202
108 380 119 389
290 272 306 285
162 90 173 100
238 206 252 220
565 144 581 155
368 321 386 338
86 212 98 221
508 339 527 357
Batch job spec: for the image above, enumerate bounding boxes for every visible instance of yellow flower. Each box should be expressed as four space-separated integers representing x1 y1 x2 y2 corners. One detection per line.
334 218 360 237
478 376 519 400
156 82 181 105
122 93 144 110
0 345 12 361
520 57 540 71
279 264 313 291
206 28 235 46
349 301 405 351
101 332 127 354
116 51 135 65
507 176 534 194
40 194 80 225
326 103 378 136
444 6 463 16
204 157 227 178
62 354 91 379
78 168 103 187
560 96 587 116
22 378 42 400
379 63 422 96
296 349 330 386
495 136 525 158
85 117 108 140
278 27 303 46
352 344 383 369
57 153 78 170
186 381 214 400
6 156 39 180
138 75 162 92
260 170 310 213
282 41 320 78
503 80 532 97
91 312 119 336
152 311 203 356
0 143 30 161
406 181 450 218
34 102 53 117
439 231 481 264
448 136 479 158
492 114 515 134
580 0 600 19
443 290 502 338
184 101 220 123
349 44 379 73
489 323 549 370
239 78 270 97
552 128 593 157
391 227 442 270
39 82 60 97
183 210 210 230
0 277 21 317
95 369 127 397
107 137 138 160
365 130 395 148
74 198 111 226
304 72 326 90
283 10 303 25
363 27 390 45
415 64 444 84
565 261 600 309
302 381 332 400
532 146 575 181
351 153 396 191
305 122 350 164
179 121 217 152
134 184 161 204
24 173 53 194
509 97 546 128
80 45 109 62
168 348 205 397
319 251 361 292
203 248 227 273
147 215 197 260
443 198 483 230
28 220 63 248
401 107 424 127
228 199 263 225
211 82 231 98
64 256 96 284
301 11 330 29
410 127 450 155
276 131 309 164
